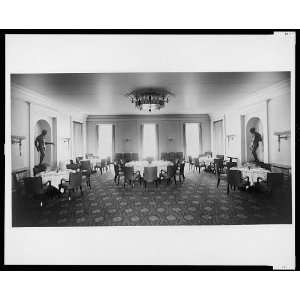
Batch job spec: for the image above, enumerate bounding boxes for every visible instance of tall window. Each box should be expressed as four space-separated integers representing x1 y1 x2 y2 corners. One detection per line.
213 120 224 155
73 121 83 157
185 123 200 158
98 124 113 159
142 123 157 159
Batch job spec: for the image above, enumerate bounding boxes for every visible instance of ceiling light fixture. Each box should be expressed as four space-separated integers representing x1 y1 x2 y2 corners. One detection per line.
126 87 173 112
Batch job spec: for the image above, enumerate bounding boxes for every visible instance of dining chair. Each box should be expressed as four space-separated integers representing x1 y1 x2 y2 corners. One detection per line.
143 166 158 188
75 156 84 164
175 162 185 183
113 163 124 185
123 166 141 188
194 158 200 173
188 156 194 170
24 176 52 207
59 172 83 200
80 160 92 188
224 169 250 194
256 172 284 195
132 153 139 161
160 165 177 185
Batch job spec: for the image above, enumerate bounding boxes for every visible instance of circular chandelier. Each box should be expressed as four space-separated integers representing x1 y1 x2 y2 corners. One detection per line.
127 87 173 112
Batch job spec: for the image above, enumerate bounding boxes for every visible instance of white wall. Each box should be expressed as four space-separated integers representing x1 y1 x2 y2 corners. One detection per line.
11 99 30 170
11 84 87 174
210 79 291 166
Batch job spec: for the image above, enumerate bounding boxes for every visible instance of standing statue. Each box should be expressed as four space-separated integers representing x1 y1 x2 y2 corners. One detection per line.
35 129 55 165
249 127 262 163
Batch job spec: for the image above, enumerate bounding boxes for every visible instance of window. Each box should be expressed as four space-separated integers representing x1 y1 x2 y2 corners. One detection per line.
142 123 157 159
73 121 83 157
185 123 200 158
98 124 113 159
213 120 224 155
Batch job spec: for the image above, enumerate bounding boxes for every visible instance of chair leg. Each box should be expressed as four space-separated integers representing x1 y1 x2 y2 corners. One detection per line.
227 184 230 194
80 186 83 195
217 177 220 188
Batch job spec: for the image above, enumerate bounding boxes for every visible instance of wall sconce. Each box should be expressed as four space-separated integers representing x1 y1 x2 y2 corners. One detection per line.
63 137 71 148
168 137 174 142
274 131 290 152
226 134 236 142
124 138 131 143
11 135 26 156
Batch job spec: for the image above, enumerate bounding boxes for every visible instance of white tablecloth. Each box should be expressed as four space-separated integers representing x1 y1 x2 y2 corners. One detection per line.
36 169 74 189
125 160 173 177
198 157 214 164
231 167 270 186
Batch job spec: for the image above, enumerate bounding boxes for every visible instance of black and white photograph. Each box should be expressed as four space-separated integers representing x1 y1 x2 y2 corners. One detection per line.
10 71 292 227
4 32 295 268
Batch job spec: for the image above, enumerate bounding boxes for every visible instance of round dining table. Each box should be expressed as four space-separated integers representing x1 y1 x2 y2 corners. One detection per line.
125 160 174 177
36 169 75 190
230 166 270 186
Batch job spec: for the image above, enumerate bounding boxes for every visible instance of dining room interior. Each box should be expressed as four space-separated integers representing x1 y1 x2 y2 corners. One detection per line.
10 71 292 227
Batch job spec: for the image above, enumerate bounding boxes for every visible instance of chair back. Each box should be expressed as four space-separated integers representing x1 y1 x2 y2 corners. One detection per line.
124 153 131 162
75 156 83 164
100 159 107 168
216 155 224 160
66 163 80 171
107 157 111 164
227 170 242 186
132 153 139 161
179 162 185 175
143 166 157 182
169 152 175 161
188 156 193 164
24 177 43 196
166 165 176 178
114 163 120 176
81 160 91 171
214 158 224 174
226 161 237 169
161 152 167 160
85 153 93 159
267 173 283 189
69 172 82 188
194 158 200 167
176 152 183 160
124 166 134 181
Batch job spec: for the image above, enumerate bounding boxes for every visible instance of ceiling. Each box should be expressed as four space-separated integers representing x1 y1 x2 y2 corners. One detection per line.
11 72 290 115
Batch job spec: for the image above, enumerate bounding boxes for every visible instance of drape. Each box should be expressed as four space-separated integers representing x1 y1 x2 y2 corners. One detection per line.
112 124 116 160
156 124 159 160
183 123 186 159
213 120 224 155
198 123 203 155
73 121 83 157
96 124 99 156
140 124 144 159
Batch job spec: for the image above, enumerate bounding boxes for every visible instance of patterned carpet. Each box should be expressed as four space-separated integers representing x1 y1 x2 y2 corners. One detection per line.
12 168 292 227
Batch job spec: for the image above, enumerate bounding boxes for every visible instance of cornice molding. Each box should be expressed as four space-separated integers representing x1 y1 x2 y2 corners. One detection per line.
11 83 88 120
87 114 210 122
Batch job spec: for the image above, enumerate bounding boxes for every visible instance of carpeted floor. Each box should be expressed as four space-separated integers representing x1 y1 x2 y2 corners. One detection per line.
12 167 292 227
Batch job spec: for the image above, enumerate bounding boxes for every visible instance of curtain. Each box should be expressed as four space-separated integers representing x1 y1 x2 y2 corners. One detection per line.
198 123 203 155
112 124 116 160
213 120 224 155
73 121 83 157
156 124 159 160
183 123 186 159
96 124 99 156
140 124 144 160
